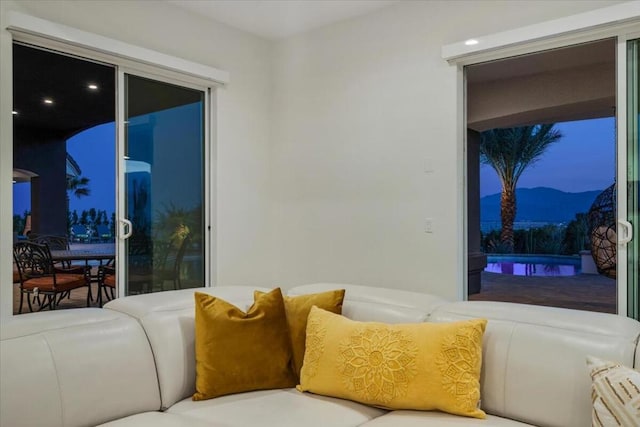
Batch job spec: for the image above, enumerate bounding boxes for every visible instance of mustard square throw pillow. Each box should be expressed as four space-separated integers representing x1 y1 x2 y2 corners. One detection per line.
193 288 297 400
256 289 345 378
298 306 487 419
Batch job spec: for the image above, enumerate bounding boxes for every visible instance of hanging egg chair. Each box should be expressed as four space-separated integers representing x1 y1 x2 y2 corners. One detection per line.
587 183 616 279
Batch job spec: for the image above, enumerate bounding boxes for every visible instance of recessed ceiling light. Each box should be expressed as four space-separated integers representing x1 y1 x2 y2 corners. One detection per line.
465 39 479 46
12 110 18 115
43 98 54 105
88 84 98 90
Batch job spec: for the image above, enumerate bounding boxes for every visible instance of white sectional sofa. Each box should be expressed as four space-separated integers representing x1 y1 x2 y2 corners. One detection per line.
1 283 639 427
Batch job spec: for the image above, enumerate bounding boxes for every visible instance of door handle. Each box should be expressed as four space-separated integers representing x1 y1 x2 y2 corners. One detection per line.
618 219 633 245
119 218 133 240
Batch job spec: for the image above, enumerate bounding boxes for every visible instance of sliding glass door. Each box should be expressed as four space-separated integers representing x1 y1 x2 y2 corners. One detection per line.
119 73 206 295
626 39 640 319
9 29 216 314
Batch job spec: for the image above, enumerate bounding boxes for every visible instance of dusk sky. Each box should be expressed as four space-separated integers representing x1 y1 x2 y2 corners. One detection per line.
14 116 616 217
13 122 115 217
66 122 116 215
480 117 616 197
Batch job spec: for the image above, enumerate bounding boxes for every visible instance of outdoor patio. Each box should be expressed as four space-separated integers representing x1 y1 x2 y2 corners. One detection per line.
13 271 617 315
471 271 617 314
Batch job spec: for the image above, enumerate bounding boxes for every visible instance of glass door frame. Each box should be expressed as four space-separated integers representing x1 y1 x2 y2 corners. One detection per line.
115 67 213 298
454 21 640 316
5 31 217 307
616 32 638 317
621 32 640 318
3 12 225 316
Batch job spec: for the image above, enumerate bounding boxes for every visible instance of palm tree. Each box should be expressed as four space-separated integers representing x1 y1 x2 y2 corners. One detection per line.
480 124 562 252
66 176 91 232
67 176 91 198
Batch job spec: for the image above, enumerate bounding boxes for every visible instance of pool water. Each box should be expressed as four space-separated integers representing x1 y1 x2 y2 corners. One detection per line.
484 255 581 277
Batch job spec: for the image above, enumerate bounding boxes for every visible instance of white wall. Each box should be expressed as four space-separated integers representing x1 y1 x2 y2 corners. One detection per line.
1 0 626 318
0 0 275 318
269 0 621 299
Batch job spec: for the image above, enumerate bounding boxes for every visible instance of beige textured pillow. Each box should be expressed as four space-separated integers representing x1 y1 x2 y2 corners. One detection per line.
587 355 640 427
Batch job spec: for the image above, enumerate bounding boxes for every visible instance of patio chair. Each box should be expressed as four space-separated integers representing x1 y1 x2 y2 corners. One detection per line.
29 233 73 273
95 224 113 242
13 241 90 313
96 265 116 307
154 234 191 290
70 224 90 243
27 235 86 304
126 236 155 295
29 234 68 249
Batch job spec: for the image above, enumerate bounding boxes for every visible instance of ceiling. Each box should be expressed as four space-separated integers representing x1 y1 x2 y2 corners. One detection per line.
13 43 116 139
466 38 615 84
466 38 616 131
13 43 202 141
165 0 400 40
12 18 616 140
13 1 405 138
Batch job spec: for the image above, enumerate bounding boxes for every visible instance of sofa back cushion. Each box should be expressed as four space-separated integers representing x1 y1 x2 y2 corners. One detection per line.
289 283 448 323
431 301 640 427
105 286 267 409
0 308 160 427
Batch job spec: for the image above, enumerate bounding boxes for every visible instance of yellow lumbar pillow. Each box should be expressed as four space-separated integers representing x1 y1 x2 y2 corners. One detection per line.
298 306 487 419
256 289 345 378
193 288 297 400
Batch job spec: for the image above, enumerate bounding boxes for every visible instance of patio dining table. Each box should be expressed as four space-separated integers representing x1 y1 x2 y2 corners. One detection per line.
50 245 116 303
50 245 116 264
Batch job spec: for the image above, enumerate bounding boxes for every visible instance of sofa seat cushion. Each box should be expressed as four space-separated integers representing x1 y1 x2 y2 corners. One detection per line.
167 388 386 427
98 411 226 426
360 410 534 426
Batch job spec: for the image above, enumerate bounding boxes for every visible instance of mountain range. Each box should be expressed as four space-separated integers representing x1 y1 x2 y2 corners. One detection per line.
480 187 603 223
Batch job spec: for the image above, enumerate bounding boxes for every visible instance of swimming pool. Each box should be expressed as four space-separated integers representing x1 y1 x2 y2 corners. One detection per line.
484 254 581 277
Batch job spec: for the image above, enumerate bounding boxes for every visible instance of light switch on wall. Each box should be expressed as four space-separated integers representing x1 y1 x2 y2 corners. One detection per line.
425 218 434 233
424 158 434 173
